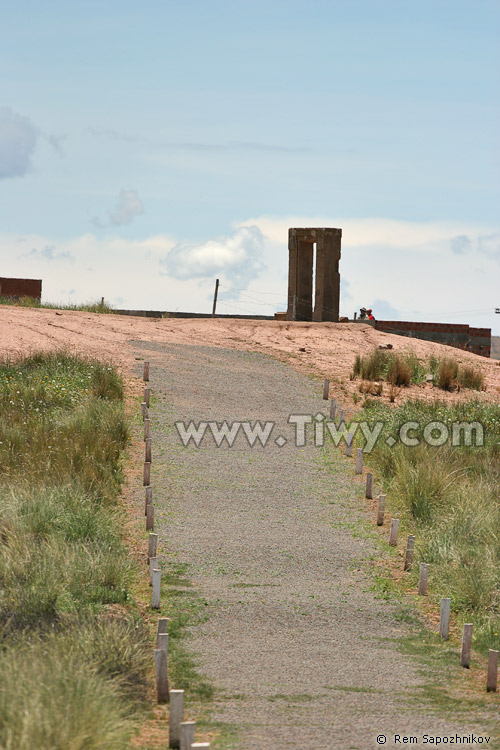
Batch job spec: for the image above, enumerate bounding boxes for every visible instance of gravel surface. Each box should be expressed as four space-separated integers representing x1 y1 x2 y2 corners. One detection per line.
132 341 484 750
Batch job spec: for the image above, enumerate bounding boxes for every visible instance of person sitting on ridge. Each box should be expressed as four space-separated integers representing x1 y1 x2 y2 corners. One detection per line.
359 307 368 319
367 308 375 321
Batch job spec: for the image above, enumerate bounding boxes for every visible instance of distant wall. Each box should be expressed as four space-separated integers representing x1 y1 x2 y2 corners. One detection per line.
491 337 500 360
0 277 42 300
113 309 274 320
374 320 491 358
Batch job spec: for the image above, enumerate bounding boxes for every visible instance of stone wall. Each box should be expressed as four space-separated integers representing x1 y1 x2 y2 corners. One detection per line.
374 320 491 358
0 277 42 300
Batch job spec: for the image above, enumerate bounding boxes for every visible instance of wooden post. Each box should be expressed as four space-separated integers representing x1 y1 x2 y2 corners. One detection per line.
154 648 169 703
487 650 498 692
146 502 154 531
169 689 184 749
389 518 399 546
148 531 158 559
365 472 373 499
404 535 415 571
337 408 345 430
439 598 451 640
143 461 151 487
292 295 297 321
329 399 337 420
355 448 363 474
180 722 196 750
156 631 169 701
156 617 168 647
145 486 153 516
145 437 152 463
212 278 219 317
345 432 353 457
376 494 385 526
152 568 161 609
101 296 104 306
418 563 429 596
149 557 158 585
144 418 151 441
144 386 151 407
461 623 473 668
140 401 148 419
143 361 150 382
354 311 357 321
323 378 330 400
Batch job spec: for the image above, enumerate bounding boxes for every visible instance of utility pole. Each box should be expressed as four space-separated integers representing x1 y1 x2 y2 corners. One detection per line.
212 278 219 318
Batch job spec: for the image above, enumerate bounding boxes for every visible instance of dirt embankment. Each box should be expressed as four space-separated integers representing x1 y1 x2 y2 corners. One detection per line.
1 305 499 408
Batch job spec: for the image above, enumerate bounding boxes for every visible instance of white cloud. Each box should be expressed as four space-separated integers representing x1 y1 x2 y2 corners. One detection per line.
20 245 74 263
161 225 266 287
0 106 39 179
478 233 500 259
450 235 472 255
93 189 144 227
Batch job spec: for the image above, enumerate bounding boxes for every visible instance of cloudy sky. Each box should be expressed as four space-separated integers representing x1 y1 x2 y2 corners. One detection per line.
1 1 499 332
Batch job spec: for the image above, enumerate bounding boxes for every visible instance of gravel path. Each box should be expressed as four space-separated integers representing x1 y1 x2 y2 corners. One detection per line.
132 341 481 749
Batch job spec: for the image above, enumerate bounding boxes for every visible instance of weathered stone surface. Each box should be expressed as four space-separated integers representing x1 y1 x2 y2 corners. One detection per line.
286 228 342 322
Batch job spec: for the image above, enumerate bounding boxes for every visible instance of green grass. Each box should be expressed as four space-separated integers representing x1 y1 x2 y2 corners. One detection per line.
0 352 149 750
0 294 116 313
352 348 485 391
358 397 500 656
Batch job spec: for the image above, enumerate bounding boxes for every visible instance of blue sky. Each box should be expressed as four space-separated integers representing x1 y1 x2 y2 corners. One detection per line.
1 1 499 332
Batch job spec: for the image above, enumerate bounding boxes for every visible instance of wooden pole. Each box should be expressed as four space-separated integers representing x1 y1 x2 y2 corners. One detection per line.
329 399 337 420
418 563 429 595
154 648 169 703
365 472 373 499
211 278 219 317
144 418 151 441
156 617 168 647
149 557 158 585
143 361 150 382
323 378 330 400
353 311 357 320
355 448 363 474
439 598 451 640
144 386 151 407
404 535 415 571
146 502 154 531
145 437 152 463
389 518 399 546
487 650 498 692
180 722 196 750
376 494 385 526
169 690 184 749
345 432 353 457
152 568 161 609
156 631 169 701
140 401 148 419
148 531 158 559
145 486 153 516
461 623 473 668
292 295 297 321
337 408 345 430
143 461 151 487
149 557 159 586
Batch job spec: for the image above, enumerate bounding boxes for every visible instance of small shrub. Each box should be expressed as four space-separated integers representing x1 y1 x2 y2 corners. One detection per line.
436 357 458 390
457 365 484 391
387 355 412 387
